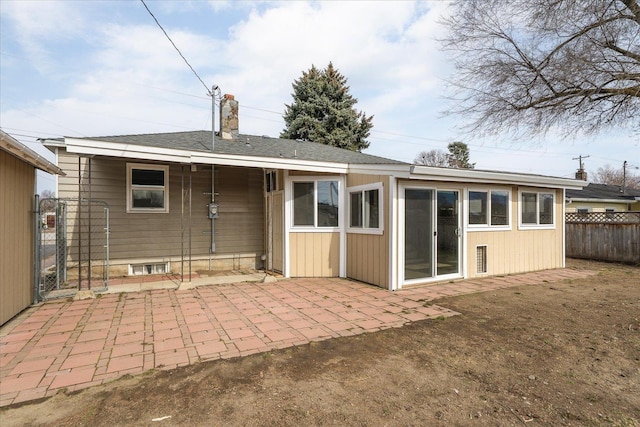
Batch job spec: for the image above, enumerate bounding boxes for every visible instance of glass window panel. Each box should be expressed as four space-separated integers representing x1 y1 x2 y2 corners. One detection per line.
350 192 362 228
132 189 165 208
522 192 537 224
404 189 433 280
364 189 379 228
469 191 487 225
490 191 509 226
317 181 338 227
132 169 164 186
539 193 554 224
293 182 314 226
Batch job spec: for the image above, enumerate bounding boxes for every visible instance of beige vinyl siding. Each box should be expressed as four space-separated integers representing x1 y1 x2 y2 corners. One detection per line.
346 174 390 287
0 150 35 325
466 188 564 277
566 201 632 213
289 232 340 277
57 149 264 263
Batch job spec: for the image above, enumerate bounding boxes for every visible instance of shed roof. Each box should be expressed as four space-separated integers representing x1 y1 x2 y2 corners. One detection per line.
0 130 64 175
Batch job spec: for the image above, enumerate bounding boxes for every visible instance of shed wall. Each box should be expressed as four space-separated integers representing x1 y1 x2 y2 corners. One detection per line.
0 150 35 325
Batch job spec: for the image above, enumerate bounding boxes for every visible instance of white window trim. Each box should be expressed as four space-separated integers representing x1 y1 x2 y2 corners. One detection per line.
126 163 170 213
466 188 512 231
289 177 342 232
347 182 384 235
518 188 556 230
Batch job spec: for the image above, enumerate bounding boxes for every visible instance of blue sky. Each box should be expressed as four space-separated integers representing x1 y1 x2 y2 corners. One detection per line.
1 0 637 192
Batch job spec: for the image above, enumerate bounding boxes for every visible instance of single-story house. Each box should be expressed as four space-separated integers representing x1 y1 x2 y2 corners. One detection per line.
1 130 64 325
41 95 586 291
566 183 640 213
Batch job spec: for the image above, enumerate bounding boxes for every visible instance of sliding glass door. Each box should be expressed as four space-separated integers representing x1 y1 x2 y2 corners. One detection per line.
402 186 461 284
404 189 434 280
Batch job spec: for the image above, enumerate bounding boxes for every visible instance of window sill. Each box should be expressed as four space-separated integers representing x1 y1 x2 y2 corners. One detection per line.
518 224 556 230
126 209 169 214
347 228 384 235
290 227 341 233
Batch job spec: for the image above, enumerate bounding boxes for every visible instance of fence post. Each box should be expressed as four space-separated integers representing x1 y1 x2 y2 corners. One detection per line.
33 195 40 305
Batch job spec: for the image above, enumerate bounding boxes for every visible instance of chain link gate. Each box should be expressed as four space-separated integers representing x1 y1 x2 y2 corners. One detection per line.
36 198 109 301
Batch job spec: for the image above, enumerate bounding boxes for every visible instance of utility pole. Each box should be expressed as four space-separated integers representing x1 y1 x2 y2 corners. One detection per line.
623 160 627 194
572 155 590 181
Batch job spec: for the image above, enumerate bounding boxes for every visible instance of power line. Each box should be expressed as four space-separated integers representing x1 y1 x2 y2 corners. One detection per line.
140 0 211 95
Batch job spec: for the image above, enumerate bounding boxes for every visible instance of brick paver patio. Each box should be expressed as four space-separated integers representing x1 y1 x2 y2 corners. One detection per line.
0 268 596 407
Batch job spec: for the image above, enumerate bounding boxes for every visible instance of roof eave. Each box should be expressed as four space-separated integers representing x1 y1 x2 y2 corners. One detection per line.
64 138 353 173
410 165 585 189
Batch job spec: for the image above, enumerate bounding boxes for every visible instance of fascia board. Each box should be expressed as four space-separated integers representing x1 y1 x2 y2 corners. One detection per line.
65 144 191 163
65 138 189 159
190 153 349 173
347 164 411 177
410 165 586 189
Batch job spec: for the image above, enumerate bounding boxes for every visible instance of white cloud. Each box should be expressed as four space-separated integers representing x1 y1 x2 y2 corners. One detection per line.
1 1 88 72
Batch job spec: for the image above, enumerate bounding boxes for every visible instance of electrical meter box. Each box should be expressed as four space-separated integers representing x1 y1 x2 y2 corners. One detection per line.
208 203 219 219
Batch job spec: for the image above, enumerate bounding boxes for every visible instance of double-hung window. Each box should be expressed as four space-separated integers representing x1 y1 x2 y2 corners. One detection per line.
293 180 339 228
520 190 555 227
348 183 383 234
468 189 510 228
127 163 169 213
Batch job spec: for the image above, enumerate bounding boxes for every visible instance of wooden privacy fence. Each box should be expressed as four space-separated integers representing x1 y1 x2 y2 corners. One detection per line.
565 212 640 264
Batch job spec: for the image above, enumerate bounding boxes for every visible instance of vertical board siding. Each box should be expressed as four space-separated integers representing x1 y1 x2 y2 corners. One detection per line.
57 150 264 264
289 232 340 277
466 188 564 277
346 174 390 288
0 150 35 325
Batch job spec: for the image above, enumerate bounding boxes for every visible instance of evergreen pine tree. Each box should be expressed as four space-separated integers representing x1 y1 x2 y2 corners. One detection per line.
447 141 475 169
281 62 373 152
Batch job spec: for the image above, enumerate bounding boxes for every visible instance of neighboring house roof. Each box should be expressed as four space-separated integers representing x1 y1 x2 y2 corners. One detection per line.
566 183 640 203
41 130 585 190
0 130 64 175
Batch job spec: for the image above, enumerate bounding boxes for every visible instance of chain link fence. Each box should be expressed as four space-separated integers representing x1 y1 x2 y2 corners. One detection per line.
36 198 109 301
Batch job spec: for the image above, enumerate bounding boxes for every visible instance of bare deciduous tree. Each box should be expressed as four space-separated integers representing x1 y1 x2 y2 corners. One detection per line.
591 164 640 188
414 149 449 166
441 0 640 138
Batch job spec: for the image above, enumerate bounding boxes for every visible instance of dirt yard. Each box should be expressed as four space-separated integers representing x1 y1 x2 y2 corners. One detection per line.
1 259 638 426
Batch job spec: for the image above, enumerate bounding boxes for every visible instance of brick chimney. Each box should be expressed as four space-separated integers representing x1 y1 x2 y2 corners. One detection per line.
220 94 239 140
575 168 588 181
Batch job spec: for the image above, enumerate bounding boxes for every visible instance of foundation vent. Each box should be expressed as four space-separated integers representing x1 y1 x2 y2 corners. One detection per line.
129 262 169 276
476 245 488 274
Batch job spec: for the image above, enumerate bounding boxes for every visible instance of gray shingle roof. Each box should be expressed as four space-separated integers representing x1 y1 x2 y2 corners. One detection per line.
84 131 406 165
566 183 640 200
